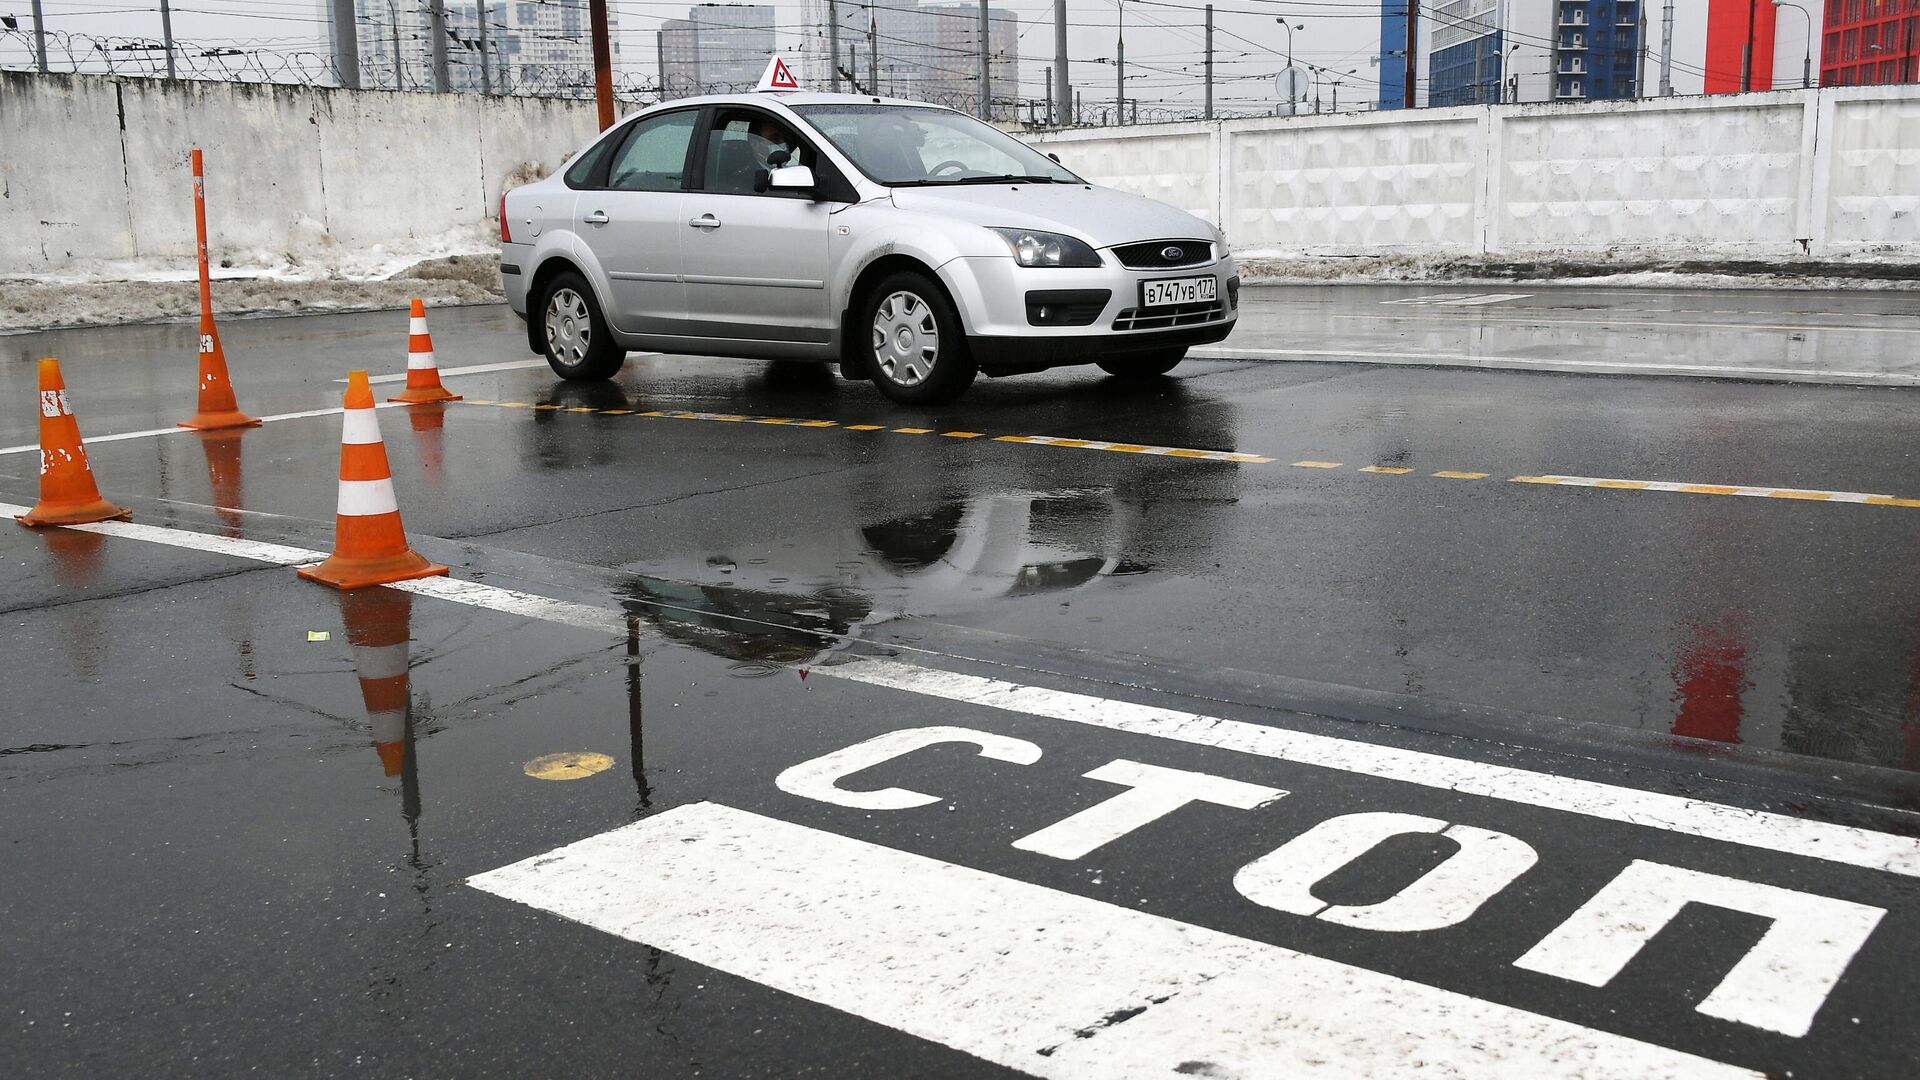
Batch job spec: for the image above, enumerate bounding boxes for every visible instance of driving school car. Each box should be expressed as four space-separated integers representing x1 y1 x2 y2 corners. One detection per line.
500 71 1238 404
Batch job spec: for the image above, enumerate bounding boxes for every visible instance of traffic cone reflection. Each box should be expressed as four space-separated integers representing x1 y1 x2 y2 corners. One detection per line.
16 358 132 527
406 403 448 483
195 429 247 536
389 299 463 404
343 587 414 776
178 149 261 432
297 371 448 590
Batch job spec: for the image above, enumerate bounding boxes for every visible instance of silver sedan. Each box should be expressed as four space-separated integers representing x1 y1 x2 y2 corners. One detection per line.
501 92 1238 404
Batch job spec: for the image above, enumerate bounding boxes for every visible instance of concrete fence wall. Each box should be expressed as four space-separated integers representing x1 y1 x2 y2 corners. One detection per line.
1 72 601 274
1033 87 1920 261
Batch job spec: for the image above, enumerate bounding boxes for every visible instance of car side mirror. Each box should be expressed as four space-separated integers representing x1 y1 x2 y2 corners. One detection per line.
1047 152 1060 164
768 165 815 192
767 147 792 168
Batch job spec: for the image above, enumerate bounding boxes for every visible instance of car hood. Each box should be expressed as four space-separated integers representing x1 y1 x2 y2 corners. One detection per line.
888 184 1215 249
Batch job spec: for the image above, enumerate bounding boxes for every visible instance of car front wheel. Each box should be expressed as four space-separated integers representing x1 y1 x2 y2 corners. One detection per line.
860 273 977 405
540 272 625 381
1097 348 1185 379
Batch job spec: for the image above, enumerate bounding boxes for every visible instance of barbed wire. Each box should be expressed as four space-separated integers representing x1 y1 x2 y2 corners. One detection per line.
0 26 1280 126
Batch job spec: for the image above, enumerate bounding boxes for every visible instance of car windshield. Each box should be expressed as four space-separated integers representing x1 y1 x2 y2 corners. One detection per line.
793 104 1081 186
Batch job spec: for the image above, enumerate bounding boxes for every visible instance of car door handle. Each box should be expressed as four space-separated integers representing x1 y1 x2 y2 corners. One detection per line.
688 214 721 230
582 210 609 225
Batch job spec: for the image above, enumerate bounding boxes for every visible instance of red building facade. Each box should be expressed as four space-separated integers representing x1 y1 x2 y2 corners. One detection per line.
1823 0 1920 85
1706 0 1779 93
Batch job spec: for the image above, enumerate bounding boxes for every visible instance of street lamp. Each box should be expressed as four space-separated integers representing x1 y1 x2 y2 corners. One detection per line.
1274 16 1304 115
1773 0 1812 89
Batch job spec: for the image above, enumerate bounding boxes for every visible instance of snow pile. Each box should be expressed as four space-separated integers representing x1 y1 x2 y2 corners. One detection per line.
1235 251 1920 291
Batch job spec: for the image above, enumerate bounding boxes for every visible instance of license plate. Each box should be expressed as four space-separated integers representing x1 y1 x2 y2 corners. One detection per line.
1142 276 1216 307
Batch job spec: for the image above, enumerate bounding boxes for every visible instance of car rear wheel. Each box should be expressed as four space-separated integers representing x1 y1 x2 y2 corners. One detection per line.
860 273 976 405
1097 348 1186 379
539 272 625 381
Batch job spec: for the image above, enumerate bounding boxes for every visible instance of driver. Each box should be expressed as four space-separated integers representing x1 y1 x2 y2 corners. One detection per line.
748 118 796 168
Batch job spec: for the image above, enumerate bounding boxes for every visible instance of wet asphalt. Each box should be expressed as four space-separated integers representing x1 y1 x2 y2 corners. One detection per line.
5 285 1920 1077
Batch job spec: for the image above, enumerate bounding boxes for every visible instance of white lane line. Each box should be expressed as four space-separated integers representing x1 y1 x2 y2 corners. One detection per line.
827 659 1920 878
1334 312 1920 335
345 359 551 384
1191 346 1920 385
16 506 1920 878
1381 293 1534 307
1511 474 1901 505
470 801 1757 1080
0 402 410 456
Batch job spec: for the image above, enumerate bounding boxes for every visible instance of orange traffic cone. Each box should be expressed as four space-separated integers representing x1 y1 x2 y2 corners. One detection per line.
178 148 260 432
16 358 132 528
389 299 462 404
343 587 414 776
297 371 448 590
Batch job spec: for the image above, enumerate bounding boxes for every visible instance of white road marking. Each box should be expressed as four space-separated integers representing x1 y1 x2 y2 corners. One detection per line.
343 353 662 384
1514 860 1885 1038
775 726 1044 810
829 659 1920 878
1338 311 1920 335
0 402 410 456
1009 758 1285 861
13 507 1920 878
469 801 1759 1080
1511 473 1891 503
1191 346 1920 386
1234 811 1539 933
1382 293 1534 306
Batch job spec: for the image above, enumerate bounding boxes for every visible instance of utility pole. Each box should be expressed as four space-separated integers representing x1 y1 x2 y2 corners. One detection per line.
828 0 841 91
477 0 492 94
978 0 990 120
590 0 614 129
1044 64 1053 125
1116 0 1125 126
29 0 47 73
1204 4 1213 120
1404 0 1418 109
1636 9 1648 96
657 30 669 100
429 0 450 92
329 0 359 88
1741 0 1757 92
867 4 878 96
388 0 402 90
159 0 176 78
1055 0 1069 131
1660 0 1675 95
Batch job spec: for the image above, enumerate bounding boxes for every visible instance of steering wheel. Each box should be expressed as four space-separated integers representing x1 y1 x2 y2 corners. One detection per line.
928 159 970 177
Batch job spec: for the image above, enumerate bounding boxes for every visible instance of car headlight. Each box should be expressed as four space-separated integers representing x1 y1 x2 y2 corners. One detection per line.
987 228 1102 268
1209 221 1231 257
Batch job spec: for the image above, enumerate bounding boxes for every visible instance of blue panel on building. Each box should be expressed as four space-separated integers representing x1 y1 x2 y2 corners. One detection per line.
1378 5 1407 109
1430 32 1504 106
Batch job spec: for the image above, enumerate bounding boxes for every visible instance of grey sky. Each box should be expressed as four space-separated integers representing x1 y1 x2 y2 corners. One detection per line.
4 1 1785 114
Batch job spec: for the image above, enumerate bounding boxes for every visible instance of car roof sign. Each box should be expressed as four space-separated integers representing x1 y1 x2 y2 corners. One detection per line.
757 56 800 93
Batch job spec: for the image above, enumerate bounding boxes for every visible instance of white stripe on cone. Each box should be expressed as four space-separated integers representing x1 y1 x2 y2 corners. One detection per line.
337 477 399 517
410 317 429 335
353 643 410 681
342 407 384 445
407 352 437 370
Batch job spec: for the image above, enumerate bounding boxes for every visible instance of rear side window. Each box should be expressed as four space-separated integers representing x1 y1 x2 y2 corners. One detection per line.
607 111 699 193
563 134 615 188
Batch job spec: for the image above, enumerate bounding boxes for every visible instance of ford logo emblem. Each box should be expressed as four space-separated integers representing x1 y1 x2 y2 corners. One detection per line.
1161 246 1185 261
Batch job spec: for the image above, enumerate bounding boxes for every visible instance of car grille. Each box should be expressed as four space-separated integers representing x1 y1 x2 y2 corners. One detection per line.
1111 239 1214 270
1113 300 1228 331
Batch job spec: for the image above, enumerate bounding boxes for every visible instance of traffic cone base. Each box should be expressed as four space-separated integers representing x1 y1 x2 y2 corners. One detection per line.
17 358 132 528
178 409 263 431
298 548 448 590
17 498 132 528
389 299 462 404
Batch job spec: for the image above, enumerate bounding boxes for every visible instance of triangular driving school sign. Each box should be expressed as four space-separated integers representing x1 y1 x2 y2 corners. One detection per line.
757 55 800 92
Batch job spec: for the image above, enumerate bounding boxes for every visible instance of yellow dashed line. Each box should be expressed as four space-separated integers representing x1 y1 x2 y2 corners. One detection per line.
564 407 597 413
452 400 1920 506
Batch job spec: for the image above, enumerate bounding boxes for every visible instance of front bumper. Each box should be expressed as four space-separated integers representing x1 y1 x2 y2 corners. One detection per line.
938 252 1238 373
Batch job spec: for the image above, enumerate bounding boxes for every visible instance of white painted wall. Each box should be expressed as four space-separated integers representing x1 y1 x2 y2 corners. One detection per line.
1036 86 1920 260
0 72 600 275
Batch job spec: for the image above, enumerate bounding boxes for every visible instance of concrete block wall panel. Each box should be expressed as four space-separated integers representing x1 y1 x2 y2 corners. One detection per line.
1498 100 1807 254
0 73 135 273
311 88 491 249
118 79 327 263
475 95 604 207
1823 93 1920 250
1226 114 1482 252
1043 129 1214 221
